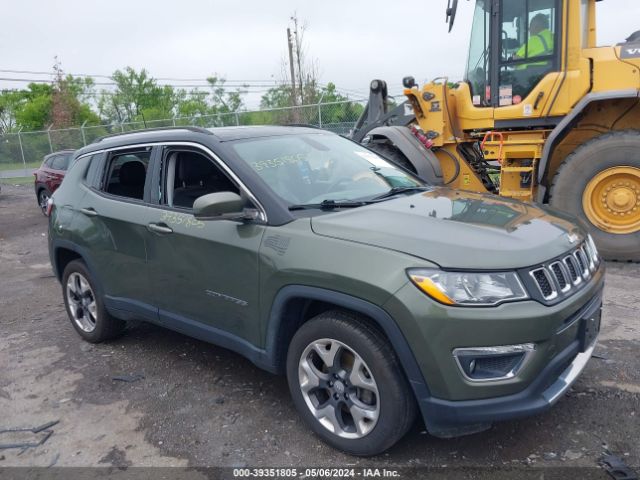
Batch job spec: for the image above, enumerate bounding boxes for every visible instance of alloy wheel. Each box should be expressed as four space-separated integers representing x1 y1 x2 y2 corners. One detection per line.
298 338 380 439
66 272 98 332
39 191 50 216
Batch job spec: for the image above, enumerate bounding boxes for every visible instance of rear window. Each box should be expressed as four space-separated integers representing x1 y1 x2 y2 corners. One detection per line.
51 153 72 171
102 150 151 201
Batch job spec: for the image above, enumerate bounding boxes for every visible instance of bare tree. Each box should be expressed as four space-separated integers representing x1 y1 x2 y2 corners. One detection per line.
50 57 74 129
280 14 321 108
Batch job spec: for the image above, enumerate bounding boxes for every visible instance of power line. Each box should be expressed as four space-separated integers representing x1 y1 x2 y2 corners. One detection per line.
0 87 278 97
0 77 280 90
0 68 276 83
0 79 368 102
0 69 369 99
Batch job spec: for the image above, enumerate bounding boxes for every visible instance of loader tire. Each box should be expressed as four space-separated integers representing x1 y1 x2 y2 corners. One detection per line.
367 142 417 174
549 130 640 262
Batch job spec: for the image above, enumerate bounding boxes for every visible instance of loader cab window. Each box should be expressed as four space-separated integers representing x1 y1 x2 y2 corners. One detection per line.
464 0 492 107
580 0 590 48
498 0 559 105
464 0 559 107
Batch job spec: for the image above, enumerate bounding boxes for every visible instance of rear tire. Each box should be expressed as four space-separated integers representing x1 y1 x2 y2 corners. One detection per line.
38 189 51 216
549 130 640 262
62 260 125 342
286 310 417 456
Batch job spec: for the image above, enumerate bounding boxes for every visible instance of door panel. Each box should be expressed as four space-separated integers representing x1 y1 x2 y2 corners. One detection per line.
146 211 265 346
145 145 265 346
75 192 154 318
72 147 156 319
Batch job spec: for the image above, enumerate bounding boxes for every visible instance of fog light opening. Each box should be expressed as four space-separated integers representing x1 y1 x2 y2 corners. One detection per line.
453 343 535 382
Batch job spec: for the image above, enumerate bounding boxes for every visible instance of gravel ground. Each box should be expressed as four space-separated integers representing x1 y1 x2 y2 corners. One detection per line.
0 184 638 478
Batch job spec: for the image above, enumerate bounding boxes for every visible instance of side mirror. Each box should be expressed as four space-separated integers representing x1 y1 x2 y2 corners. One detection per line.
193 192 258 221
445 0 458 32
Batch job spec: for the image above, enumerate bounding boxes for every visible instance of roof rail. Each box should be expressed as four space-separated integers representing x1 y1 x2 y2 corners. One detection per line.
284 123 322 129
92 126 213 144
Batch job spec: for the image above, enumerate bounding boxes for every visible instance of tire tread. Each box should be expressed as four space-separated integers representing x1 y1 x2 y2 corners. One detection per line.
549 129 640 262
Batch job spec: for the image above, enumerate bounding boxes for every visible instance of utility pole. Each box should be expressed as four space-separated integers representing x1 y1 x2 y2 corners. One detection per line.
292 15 304 106
287 27 300 122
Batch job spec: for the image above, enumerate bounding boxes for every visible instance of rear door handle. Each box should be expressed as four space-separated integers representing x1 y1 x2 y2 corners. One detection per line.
147 223 173 234
80 207 98 217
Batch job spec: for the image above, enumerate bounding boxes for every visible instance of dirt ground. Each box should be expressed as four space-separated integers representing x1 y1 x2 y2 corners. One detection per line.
0 183 638 478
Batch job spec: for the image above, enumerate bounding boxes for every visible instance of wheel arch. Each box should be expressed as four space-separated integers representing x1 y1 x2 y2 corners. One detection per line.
364 126 444 185
263 285 432 412
51 240 99 286
537 89 640 202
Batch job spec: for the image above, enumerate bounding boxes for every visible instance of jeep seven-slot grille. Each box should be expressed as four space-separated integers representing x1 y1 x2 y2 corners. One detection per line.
532 269 555 298
575 249 588 275
564 256 579 284
529 242 599 301
550 262 568 290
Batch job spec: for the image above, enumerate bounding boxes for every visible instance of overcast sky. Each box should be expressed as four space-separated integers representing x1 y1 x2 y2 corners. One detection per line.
1 0 639 108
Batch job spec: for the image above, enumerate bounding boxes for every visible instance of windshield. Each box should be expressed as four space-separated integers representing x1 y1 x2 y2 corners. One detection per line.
230 133 423 205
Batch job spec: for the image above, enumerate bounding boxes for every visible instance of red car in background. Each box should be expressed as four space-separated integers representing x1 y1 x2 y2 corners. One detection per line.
34 149 74 215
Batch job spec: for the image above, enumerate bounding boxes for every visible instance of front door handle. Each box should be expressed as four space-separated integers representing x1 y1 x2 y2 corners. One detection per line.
80 207 98 217
148 223 173 234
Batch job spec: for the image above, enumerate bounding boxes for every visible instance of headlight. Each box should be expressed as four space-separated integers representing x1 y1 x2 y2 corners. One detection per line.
407 268 529 306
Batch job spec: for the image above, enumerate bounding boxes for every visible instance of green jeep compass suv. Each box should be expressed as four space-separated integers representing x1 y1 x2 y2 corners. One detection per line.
48 126 603 455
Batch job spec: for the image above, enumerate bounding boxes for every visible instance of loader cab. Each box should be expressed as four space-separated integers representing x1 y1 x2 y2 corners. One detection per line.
464 0 561 108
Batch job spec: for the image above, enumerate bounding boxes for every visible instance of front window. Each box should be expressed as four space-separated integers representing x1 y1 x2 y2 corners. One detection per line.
230 134 423 205
499 0 559 104
464 0 491 107
161 149 239 210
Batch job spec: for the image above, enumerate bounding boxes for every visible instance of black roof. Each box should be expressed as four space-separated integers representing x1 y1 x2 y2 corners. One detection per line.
208 125 322 141
88 125 324 147
74 125 327 158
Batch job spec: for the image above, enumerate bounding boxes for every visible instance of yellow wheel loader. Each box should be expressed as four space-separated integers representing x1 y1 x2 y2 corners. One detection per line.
352 0 640 261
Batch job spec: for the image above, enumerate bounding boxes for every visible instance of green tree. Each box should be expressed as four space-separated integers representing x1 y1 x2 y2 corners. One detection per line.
260 85 293 110
176 89 210 120
98 68 247 126
15 83 54 130
259 82 363 127
98 67 177 123
206 76 246 115
0 90 25 134
0 70 99 134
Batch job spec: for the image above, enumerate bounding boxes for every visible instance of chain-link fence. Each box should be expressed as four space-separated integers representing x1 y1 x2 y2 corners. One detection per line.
0 99 366 175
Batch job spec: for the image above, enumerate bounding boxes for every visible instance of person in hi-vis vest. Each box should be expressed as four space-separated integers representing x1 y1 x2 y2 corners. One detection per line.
514 13 553 69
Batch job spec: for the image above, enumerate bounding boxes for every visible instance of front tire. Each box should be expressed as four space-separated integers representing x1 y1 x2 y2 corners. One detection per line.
62 260 125 342
286 310 417 456
549 130 640 262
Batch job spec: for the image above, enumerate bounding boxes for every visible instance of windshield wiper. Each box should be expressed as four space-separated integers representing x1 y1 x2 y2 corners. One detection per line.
289 199 369 211
369 186 430 201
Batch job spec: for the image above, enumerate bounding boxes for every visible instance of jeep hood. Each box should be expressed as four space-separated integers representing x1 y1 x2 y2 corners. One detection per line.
310 188 585 269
